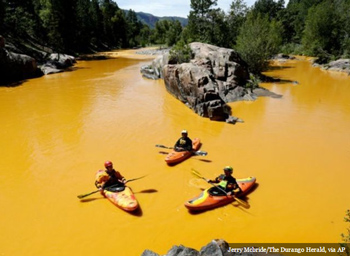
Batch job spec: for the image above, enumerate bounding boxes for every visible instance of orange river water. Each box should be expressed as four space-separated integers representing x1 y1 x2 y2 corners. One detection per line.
1 49 350 256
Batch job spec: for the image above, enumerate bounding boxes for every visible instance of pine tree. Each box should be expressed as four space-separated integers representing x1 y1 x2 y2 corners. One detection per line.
187 0 218 43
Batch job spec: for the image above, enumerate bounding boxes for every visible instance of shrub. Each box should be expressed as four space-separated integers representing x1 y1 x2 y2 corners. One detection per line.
168 40 193 64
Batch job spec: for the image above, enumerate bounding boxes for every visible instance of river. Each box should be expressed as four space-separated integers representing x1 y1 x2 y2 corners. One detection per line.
1 51 349 256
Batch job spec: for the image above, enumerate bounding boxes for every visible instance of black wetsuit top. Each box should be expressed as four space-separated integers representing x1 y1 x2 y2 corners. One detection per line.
174 137 193 151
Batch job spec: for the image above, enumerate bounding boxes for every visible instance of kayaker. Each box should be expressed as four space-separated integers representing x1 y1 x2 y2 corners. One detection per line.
174 130 193 152
95 161 126 190
207 166 241 196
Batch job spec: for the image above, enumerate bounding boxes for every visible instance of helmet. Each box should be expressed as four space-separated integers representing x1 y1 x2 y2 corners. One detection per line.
181 130 188 134
223 166 233 173
104 161 113 168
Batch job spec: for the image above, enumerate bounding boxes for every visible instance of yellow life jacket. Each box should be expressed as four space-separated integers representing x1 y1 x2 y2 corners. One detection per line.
218 179 228 189
95 170 109 187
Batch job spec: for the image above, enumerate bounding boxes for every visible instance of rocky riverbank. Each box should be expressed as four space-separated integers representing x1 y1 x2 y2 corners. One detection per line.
141 239 283 256
136 47 171 56
315 59 350 74
0 35 76 86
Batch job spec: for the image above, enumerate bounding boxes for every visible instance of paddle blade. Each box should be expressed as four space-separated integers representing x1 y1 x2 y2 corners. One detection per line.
233 196 250 208
77 190 99 199
191 169 205 180
193 151 208 156
155 144 167 149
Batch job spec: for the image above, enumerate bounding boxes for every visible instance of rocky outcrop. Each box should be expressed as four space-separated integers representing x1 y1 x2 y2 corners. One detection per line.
141 239 284 256
0 35 41 84
141 42 255 123
0 35 76 85
141 53 170 80
141 239 228 256
40 53 76 75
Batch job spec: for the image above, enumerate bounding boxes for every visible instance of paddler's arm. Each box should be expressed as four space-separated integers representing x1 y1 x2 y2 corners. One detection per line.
206 176 220 184
116 171 127 184
226 183 241 195
118 178 127 184
174 138 180 149
95 180 103 190
185 138 193 151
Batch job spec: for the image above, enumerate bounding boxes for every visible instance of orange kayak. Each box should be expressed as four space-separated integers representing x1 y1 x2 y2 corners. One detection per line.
102 186 139 212
184 176 256 211
95 170 139 212
165 138 201 165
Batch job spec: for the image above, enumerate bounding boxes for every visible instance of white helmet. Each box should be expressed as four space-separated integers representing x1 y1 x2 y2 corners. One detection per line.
181 130 188 134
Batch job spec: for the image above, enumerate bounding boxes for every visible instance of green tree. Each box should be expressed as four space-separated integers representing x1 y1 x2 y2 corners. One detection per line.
187 0 218 42
126 9 143 47
227 0 248 46
139 24 151 47
39 0 64 51
76 0 92 52
3 0 39 37
89 0 104 47
166 20 183 46
113 9 128 48
236 12 283 74
153 20 170 45
251 0 285 21
207 8 228 47
336 0 350 58
302 0 341 62
101 0 118 46
284 0 323 43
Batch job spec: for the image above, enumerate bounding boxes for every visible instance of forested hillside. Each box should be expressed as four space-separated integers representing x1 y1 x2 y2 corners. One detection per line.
1 0 349 73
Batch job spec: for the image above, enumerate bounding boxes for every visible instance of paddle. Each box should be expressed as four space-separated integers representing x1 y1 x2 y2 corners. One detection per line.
155 144 208 156
77 175 147 199
158 151 212 162
191 169 249 208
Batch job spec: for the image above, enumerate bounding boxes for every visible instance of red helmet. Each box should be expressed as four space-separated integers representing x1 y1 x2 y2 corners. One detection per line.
104 161 113 168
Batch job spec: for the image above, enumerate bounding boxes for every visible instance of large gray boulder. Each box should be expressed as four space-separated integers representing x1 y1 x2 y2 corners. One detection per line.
162 42 251 123
0 35 41 84
40 53 76 75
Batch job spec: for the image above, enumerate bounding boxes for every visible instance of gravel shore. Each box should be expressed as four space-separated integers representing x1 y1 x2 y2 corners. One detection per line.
135 47 170 56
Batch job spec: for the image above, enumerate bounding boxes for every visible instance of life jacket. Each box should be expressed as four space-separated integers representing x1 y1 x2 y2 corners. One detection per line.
218 179 228 189
95 170 109 187
179 138 187 145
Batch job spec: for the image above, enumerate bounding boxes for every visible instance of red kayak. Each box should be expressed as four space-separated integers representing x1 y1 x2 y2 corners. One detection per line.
184 176 256 211
165 138 201 165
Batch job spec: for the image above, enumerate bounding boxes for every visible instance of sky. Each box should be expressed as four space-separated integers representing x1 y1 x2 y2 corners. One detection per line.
116 0 289 18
